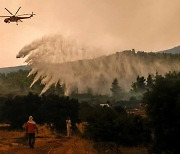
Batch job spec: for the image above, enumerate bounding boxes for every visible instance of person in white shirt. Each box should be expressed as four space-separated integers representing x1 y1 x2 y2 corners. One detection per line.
66 116 71 137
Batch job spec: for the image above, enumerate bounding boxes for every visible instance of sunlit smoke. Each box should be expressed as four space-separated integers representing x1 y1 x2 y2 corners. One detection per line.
17 35 180 96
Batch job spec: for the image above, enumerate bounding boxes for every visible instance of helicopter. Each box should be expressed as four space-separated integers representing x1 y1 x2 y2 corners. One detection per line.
0 7 35 25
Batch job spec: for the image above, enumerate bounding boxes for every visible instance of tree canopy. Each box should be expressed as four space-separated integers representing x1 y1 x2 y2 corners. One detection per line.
110 78 123 99
143 72 180 153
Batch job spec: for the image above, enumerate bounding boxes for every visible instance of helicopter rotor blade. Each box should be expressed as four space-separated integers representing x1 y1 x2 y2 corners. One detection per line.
0 16 11 17
5 8 14 15
15 7 21 16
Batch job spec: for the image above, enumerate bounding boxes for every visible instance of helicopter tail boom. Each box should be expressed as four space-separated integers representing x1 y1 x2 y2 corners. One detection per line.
30 12 36 17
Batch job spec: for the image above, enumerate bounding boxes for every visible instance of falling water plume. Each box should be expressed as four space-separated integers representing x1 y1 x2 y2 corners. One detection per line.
17 35 180 95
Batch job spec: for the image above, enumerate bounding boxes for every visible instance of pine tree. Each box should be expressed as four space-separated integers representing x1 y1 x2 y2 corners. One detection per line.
110 78 122 98
131 76 146 93
146 74 154 90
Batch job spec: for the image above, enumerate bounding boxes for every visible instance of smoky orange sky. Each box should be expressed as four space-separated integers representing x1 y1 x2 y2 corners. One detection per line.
0 0 180 67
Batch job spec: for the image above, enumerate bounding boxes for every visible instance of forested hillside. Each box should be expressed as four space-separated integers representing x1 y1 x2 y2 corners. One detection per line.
0 51 180 96
0 65 29 74
0 70 64 96
26 50 180 95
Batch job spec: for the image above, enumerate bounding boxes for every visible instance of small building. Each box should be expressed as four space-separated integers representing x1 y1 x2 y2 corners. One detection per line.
100 103 110 107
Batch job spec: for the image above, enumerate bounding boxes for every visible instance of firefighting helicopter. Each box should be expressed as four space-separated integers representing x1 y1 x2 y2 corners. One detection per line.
0 7 35 25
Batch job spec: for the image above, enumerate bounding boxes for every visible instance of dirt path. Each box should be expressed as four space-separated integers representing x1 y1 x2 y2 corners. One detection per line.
1 135 74 154
0 128 148 154
0 126 79 154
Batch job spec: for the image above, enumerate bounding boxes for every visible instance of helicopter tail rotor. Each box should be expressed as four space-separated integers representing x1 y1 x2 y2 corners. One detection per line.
31 12 36 17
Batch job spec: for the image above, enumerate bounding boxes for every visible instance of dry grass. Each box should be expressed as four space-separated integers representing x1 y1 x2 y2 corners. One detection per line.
53 136 148 154
71 136 97 154
70 137 148 154
37 124 54 137
0 129 25 151
0 124 54 152
0 125 148 154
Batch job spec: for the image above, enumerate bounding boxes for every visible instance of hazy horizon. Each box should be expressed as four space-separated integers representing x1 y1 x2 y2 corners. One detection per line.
0 0 180 67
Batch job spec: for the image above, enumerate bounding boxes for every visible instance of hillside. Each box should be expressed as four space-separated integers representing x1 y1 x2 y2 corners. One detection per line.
1 49 180 96
158 45 180 54
26 50 180 95
0 46 179 74
0 65 29 74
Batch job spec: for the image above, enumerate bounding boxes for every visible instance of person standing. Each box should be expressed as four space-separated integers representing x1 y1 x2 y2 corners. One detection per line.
66 117 71 137
25 116 38 149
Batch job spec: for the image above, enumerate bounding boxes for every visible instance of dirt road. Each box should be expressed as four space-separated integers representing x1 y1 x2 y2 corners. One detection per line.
0 127 147 154
1 135 76 154
0 125 86 154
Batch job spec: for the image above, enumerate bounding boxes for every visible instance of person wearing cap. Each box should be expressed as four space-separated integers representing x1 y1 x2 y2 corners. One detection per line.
25 116 38 149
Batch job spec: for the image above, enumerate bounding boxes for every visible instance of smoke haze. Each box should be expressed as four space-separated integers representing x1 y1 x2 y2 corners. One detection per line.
1 0 180 67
